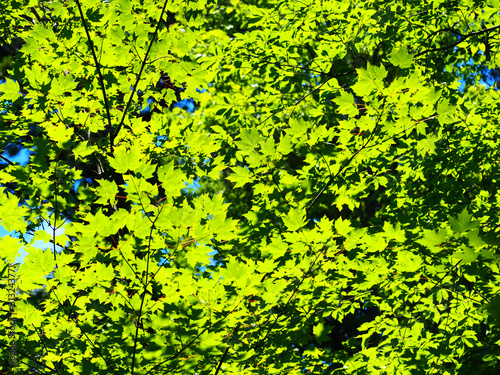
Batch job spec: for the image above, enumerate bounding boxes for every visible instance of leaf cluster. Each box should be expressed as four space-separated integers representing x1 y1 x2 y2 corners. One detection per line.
1 0 500 374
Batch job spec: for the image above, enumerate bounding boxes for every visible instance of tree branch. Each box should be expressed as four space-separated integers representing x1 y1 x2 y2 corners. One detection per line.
110 0 170 149
214 346 230 375
415 25 500 58
0 153 15 166
74 0 113 152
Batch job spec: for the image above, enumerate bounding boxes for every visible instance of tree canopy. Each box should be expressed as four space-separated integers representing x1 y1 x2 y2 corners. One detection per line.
1 0 500 374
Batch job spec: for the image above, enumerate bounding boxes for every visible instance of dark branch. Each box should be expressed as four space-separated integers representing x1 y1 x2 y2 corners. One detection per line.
415 25 500 58
110 0 170 149
74 0 113 152
0 153 15 166
214 346 230 375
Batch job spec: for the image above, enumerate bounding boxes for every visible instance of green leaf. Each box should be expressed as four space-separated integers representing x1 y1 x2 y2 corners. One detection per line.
43 122 74 148
313 322 332 343
0 192 29 232
226 166 252 188
108 144 143 173
157 161 186 195
72 141 95 159
452 246 478 264
94 180 119 206
0 78 22 102
353 62 388 96
483 295 500 328
236 128 262 152
417 229 448 253
334 217 353 236
417 134 437 156
18 248 56 291
333 91 358 117
198 331 223 353
277 133 293 155
0 236 21 263
448 209 480 234
395 251 422 273
282 207 306 232
17 300 45 327
220 257 254 284
389 45 413 68
383 222 406 242
186 244 211 268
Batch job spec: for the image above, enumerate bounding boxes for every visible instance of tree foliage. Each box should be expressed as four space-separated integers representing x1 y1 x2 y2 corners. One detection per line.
1 0 500 374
